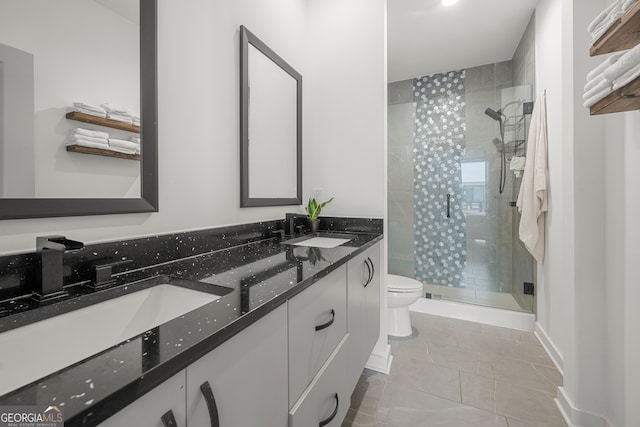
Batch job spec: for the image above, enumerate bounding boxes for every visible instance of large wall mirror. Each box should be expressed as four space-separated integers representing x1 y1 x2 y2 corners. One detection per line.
240 25 302 207
0 0 157 219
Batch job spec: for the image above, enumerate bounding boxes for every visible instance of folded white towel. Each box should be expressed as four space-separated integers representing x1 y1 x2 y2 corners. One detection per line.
107 114 134 124
584 73 605 92
583 78 612 100
72 102 106 113
101 103 135 114
622 0 638 12
588 1 619 33
587 51 626 81
73 107 107 118
612 63 640 89
67 139 110 150
603 44 640 81
583 86 614 108
109 138 139 151
590 12 624 44
70 134 109 145
130 136 141 144
108 146 137 155
73 127 109 140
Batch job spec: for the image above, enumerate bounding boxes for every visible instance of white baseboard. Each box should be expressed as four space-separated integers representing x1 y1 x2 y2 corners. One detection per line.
534 322 564 374
365 343 393 374
409 297 535 331
556 386 612 427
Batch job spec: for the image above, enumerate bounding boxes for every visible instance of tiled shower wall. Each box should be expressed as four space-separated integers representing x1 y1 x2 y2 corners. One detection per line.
388 62 515 293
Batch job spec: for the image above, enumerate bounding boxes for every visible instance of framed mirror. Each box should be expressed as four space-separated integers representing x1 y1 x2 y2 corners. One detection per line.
0 0 157 219
240 25 302 207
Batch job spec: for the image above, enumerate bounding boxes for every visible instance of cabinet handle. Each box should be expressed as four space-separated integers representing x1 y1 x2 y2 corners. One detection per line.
315 309 336 331
446 193 451 219
200 381 220 427
367 257 375 286
319 393 339 427
363 258 372 287
161 410 178 427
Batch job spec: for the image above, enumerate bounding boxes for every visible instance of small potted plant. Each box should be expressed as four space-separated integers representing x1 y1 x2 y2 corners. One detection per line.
305 197 333 233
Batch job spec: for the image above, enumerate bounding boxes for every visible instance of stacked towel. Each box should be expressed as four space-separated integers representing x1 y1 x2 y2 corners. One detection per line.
130 136 141 154
72 102 107 118
583 44 640 108
73 127 109 140
132 115 141 127
589 1 622 44
101 103 136 124
589 0 638 45
108 138 139 155
68 127 109 149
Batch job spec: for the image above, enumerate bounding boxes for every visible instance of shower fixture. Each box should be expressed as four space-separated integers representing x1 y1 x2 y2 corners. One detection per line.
485 107 507 194
484 107 503 122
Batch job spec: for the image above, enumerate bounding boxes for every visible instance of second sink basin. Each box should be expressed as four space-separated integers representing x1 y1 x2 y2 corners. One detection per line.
292 236 352 248
0 283 222 396
282 233 355 249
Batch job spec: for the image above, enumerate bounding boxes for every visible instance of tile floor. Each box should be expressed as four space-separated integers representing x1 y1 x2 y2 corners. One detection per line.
342 312 567 427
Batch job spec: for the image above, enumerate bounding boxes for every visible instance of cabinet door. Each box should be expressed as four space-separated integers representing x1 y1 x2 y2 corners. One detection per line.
289 335 350 427
99 371 186 427
346 243 381 390
186 305 288 427
288 265 347 407
364 244 381 354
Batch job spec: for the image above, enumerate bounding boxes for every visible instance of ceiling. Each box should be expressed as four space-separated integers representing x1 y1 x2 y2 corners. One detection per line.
387 0 538 82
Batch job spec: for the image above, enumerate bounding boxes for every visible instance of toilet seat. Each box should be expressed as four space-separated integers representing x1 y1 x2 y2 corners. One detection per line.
387 274 423 293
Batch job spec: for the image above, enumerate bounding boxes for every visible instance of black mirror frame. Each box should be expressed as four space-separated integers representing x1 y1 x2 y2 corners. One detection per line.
239 25 302 208
0 0 158 220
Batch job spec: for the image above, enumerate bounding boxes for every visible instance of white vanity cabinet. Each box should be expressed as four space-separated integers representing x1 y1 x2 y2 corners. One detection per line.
346 243 381 390
95 241 382 427
99 304 288 427
288 335 350 427
185 304 288 427
99 371 187 427
288 265 347 406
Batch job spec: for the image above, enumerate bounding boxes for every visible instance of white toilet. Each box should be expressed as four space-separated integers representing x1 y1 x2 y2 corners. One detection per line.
387 274 424 337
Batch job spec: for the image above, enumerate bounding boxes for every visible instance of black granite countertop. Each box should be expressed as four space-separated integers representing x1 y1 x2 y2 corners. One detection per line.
0 225 382 426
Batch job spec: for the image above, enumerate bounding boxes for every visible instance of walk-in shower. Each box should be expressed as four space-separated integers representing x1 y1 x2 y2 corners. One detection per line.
388 31 536 315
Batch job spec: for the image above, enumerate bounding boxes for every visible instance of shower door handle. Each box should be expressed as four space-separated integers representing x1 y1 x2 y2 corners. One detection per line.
446 194 451 219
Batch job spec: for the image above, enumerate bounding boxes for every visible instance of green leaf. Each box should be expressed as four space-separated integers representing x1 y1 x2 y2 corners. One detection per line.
305 196 333 221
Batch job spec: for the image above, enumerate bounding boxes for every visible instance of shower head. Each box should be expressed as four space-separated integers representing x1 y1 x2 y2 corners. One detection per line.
484 107 503 122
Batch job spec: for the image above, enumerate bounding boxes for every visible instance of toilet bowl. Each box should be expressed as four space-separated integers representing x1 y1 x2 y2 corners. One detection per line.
387 274 424 337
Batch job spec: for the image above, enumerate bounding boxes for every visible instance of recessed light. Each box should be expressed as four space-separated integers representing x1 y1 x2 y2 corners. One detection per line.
442 0 459 5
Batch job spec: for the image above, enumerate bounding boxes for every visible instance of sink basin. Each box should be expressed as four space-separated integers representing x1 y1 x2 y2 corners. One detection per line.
291 236 352 248
0 284 221 396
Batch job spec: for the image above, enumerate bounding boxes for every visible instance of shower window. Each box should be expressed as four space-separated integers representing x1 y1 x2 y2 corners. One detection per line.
461 160 486 215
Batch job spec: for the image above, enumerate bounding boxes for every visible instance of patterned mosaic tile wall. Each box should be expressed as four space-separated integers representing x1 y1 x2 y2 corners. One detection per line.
413 70 467 287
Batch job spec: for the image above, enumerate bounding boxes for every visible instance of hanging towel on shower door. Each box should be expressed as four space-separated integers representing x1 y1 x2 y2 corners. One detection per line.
516 91 549 263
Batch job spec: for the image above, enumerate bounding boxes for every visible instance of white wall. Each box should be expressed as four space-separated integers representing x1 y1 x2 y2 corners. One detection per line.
605 111 640 427
534 0 571 370
621 112 640 426
0 0 387 257
304 0 387 219
536 0 640 425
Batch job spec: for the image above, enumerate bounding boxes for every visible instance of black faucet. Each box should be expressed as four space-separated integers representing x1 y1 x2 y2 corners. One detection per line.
284 213 308 237
35 235 84 302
